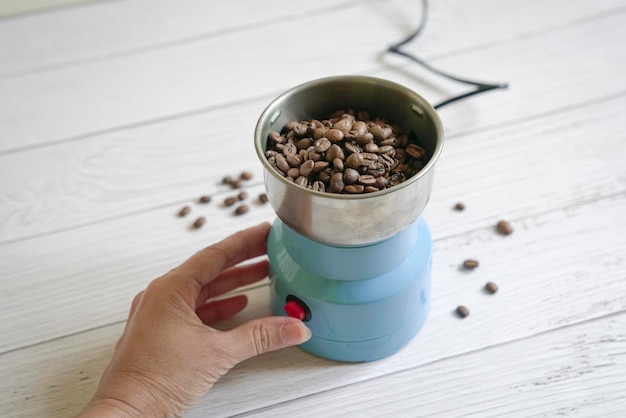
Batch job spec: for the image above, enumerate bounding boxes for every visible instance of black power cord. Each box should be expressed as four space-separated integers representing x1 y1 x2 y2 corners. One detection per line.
387 0 508 109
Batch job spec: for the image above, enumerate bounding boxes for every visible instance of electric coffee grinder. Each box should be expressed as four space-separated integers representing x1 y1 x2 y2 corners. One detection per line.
254 76 444 362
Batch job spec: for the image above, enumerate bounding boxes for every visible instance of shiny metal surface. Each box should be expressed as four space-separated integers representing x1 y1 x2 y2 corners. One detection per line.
254 75 444 246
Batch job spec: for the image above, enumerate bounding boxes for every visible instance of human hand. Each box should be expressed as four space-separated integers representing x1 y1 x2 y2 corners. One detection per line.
79 222 311 418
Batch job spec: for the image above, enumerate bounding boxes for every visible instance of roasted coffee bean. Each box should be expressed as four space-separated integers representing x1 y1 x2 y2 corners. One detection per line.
313 127 326 140
235 205 249 216
198 195 211 204
364 143 379 153
268 131 283 144
308 150 324 162
333 118 353 133
496 220 514 235
368 162 386 177
275 154 290 174
178 205 191 217
311 181 325 192
358 174 377 185
406 143 426 158
364 185 379 193
237 191 248 201
456 305 470 318
240 171 253 180
345 184 365 194
287 167 300 178
224 196 238 206
285 154 302 167
296 138 312 150
300 159 315 176
463 259 479 269
370 125 387 142
379 137 397 147
485 282 499 294
313 161 329 173
229 179 242 189
324 129 344 143
319 170 331 183
330 172 345 193
283 142 297 155
222 175 235 185
293 122 308 136
454 202 466 211
193 216 205 229
379 145 396 156
352 121 368 137
357 110 370 121
333 157 344 172
343 168 360 185
356 132 374 146
346 153 363 169
258 193 269 203
344 142 360 155
295 176 308 187
325 144 345 161
314 137 331 152
376 176 389 189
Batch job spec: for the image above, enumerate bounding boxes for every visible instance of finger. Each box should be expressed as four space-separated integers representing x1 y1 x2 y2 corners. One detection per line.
176 222 271 291
195 259 269 308
222 317 312 364
196 294 248 325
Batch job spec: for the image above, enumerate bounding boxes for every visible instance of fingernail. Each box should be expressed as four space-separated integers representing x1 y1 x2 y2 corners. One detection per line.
281 322 312 345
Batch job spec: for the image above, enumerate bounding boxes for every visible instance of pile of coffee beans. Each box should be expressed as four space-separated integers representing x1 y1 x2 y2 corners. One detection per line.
264 110 428 194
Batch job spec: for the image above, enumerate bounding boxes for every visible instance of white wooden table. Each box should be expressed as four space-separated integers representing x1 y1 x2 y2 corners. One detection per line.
1 1 625 416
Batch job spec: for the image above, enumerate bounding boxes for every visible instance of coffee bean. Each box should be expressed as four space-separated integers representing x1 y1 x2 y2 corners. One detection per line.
406 144 426 158
330 172 345 193
300 160 315 176
286 153 302 167
463 259 479 269
456 305 470 318
275 154 290 174
314 138 331 152
178 206 191 217
345 184 365 194
224 196 238 206
313 161 329 173
324 129 344 143
235 205 249 216
193 217 205 229
496 220 513 235
229 179 242 189
358 174 377 185
198 195 211 204
311 181 325 193
258 193 269 204
325 144 345 161
333 118 353 134
295 176 308 187
240 171 253 180
454 202 466 211
287 167 300 178
238 191 248 201
343 168 360 185
333 158 344 172
222 176 235 185
485 282 499 294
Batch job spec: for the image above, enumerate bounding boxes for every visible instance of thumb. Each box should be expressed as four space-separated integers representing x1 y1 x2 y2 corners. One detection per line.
224 317 312 363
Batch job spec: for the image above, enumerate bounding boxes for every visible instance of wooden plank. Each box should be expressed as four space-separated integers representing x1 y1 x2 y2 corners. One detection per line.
0 3 624 153
0 0 356 76
1 0 621 77
226 313 626 418
1 192 625 415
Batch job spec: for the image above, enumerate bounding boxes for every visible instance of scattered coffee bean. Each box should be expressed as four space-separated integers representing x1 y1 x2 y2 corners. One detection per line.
463 259 479 269
258 193 269 204
265 109 429 195
222 176 235 185
240 171 253 180
237 191 248 201
235 205 249 216
178 206 191 217
198 195 211 204
496 220 513 235
193 216 205 229
454 202 465 211
485 282 499 294
456 305 470 318
224 196 238 207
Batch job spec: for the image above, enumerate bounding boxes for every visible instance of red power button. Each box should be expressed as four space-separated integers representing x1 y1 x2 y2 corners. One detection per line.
283 296 311 321
284 300 306 320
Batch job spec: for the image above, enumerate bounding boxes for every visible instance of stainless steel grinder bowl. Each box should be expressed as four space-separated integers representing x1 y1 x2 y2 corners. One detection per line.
254 75 444 246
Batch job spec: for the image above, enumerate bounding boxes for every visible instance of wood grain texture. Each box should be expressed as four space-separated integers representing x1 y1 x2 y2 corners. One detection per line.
0 1 624 153
1 0 625 416
1 189 625 416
